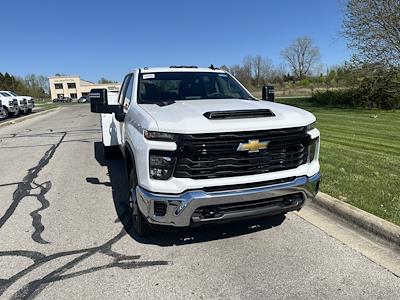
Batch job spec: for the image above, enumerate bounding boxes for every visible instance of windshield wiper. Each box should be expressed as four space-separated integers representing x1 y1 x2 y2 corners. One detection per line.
141 100 176 107
237 96 258 101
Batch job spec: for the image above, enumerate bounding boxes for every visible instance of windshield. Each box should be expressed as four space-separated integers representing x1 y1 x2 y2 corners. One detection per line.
8 91 17 96
1 92 11 97
138 72 253 103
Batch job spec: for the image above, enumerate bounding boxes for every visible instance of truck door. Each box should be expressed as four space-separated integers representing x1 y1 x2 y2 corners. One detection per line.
117 73 134 145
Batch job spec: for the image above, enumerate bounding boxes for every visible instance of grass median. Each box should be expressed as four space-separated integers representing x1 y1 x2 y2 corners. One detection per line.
35 101 86 112
278 98 400 226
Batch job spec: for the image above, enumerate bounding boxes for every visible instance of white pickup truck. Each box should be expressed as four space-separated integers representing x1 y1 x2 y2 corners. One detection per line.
0 91 29 114
90 66 321 236
0 94 19 119
6 91 34 113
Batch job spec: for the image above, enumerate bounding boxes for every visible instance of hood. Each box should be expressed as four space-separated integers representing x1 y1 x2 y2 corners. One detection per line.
139 99 316 134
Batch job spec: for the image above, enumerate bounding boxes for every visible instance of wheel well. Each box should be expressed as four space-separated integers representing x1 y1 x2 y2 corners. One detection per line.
125 145 134 174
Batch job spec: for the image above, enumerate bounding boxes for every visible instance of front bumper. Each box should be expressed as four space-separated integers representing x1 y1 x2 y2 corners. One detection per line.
136 172 321 227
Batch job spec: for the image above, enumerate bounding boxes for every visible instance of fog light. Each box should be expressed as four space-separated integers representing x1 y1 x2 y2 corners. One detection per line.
149 153 176 180
175 201 188 215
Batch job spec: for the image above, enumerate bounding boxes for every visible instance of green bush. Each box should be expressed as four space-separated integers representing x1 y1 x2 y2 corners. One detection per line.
311 68 400 109
312 89 400 109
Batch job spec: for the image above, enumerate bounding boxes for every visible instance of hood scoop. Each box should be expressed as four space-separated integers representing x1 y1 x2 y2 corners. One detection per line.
203 109 275 120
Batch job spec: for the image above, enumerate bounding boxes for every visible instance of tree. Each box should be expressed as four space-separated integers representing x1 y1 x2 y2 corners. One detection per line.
220 65 230 72
281 36 321 80
98 77 117 84
251 55 274 87
343 0 400 67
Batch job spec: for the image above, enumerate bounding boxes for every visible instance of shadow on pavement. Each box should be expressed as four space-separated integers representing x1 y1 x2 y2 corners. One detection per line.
91 142 286 246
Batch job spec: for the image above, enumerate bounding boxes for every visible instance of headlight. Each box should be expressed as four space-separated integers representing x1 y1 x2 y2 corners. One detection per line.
307 122 315 132
149 151 176 180
308 137 319 163
144 130 177 142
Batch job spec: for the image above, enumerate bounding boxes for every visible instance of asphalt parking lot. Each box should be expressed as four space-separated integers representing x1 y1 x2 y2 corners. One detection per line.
0 105 399 299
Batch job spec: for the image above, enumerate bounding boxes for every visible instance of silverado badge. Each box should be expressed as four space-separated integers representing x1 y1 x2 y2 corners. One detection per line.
237 139 270 153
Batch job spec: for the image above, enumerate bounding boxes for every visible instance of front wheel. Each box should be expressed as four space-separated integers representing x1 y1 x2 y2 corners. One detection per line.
129 168 153 237
27 108 32 113
0 107 9 120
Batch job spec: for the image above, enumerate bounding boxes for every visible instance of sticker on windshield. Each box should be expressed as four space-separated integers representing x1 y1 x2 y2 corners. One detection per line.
143 74 155 79
218 73 228 77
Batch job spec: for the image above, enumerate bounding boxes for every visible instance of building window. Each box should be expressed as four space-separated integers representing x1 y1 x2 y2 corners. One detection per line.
67 83 76 89
55 83 63 89
70 93 77 99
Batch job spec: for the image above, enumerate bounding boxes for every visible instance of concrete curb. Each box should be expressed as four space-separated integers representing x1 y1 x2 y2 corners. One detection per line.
0 107 61 128
314 192 400 246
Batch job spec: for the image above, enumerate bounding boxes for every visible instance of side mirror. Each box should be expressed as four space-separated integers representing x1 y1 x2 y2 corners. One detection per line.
89 89 122 114
261 85 275 102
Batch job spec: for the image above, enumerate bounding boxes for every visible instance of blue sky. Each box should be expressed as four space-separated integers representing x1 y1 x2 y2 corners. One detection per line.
1 0 349 82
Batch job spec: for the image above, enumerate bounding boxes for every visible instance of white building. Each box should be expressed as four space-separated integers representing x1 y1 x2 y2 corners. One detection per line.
49 75 121 100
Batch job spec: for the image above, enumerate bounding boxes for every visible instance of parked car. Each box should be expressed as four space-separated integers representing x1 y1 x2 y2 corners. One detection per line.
53 97 72 103
0 95 19 119
78 96 88 103
89 66 321 236
0 91 27 115
6 91 34 113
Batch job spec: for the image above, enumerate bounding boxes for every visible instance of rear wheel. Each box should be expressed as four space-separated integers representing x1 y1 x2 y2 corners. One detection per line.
129 167 152 237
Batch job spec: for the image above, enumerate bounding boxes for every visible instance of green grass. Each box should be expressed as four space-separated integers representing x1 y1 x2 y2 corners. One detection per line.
35 103 58 111
277 98 400 226
35 101 85 112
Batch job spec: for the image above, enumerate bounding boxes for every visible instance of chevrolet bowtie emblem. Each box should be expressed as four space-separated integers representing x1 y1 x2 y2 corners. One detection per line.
237 139 270 153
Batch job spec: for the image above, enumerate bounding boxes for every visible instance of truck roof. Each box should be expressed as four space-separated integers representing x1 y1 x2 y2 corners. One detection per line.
139 66 226 74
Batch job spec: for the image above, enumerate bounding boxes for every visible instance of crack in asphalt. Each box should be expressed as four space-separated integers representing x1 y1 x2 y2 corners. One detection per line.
0 131 66 244
0 229 169 299
29 181 52 244
0 128 100 140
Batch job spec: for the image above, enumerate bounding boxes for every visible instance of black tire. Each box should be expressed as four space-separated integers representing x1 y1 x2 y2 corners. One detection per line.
129 167 152 237
0 107 9 120
27 108 32 113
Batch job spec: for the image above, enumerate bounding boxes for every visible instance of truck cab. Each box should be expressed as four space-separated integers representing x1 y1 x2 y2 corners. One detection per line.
90 66 321 236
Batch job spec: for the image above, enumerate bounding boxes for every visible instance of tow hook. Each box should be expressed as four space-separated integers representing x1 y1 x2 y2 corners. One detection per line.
203 207 221 218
